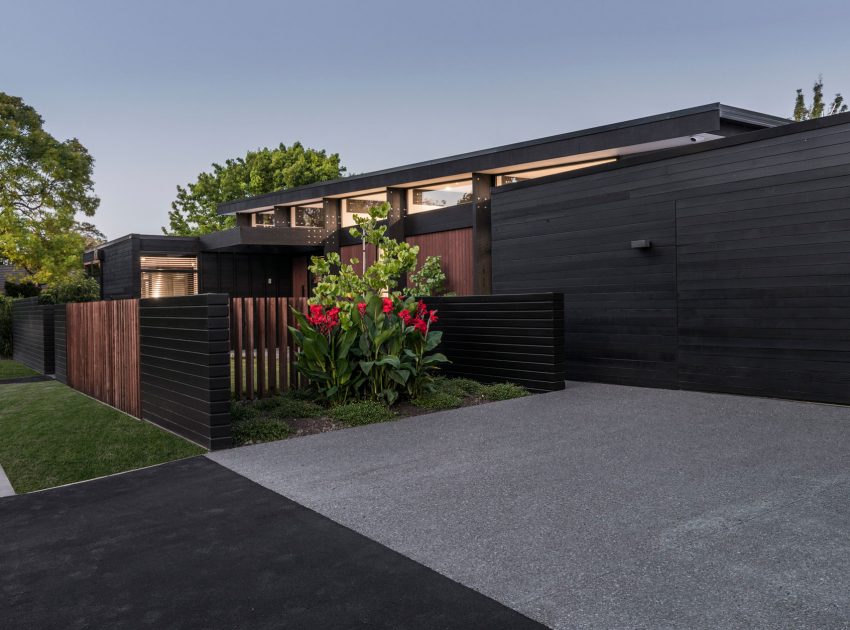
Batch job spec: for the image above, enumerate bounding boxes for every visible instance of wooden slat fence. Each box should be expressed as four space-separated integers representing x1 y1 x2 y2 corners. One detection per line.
231 297 309 400
66 299 141 416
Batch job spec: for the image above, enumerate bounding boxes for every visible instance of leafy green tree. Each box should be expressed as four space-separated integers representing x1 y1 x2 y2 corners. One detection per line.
0 93 101 282
163 142 345 235
793 76 848 121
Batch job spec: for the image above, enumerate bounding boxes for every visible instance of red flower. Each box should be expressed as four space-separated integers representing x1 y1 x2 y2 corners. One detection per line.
428 309 439 324
382 297 393 314
306 304 340 334
399 309 412 325
357 302 366 315
413 318 428 334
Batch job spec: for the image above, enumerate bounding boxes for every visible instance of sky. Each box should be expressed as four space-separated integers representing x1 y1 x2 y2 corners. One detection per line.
2 0 849 239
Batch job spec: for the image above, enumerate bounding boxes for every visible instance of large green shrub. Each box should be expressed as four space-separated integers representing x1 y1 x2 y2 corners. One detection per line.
4 278 40 298
39 273 99 304
0 295 12 357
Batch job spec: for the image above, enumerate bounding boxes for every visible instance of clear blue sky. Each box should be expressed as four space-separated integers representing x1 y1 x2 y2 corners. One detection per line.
2 0 848 239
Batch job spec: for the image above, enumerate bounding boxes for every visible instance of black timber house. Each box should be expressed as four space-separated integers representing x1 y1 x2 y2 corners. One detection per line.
89 103 850 405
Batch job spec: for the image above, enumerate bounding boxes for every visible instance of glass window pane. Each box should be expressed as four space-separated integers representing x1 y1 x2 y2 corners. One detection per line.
139 256 198 298
342 193 386 227
293 204 325 228
408 180 473 214
252 211 274 227
495 159 616 186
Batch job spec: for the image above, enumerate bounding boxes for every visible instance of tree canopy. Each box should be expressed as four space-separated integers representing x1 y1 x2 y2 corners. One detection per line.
793 76 848 121
163 142 345 235
0 92 102 283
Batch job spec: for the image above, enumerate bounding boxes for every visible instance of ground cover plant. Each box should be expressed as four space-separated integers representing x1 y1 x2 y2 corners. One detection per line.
229 376 529 446
0 380 204 493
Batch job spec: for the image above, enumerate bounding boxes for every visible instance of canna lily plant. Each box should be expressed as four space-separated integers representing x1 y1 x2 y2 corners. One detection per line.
289 203 448 404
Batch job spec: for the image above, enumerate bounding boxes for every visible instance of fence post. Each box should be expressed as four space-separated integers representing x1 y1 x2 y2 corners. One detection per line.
139 294 232 450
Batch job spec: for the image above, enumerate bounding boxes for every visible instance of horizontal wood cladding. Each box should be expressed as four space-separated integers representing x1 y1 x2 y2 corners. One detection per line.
139 294 232 450
11 298 54 374
491 191 678 388
199 252 293 298
426 293 565 392
100 238 137 299
54 306 67 384
491 114 850 404
407 228 474 296
674 167 850 404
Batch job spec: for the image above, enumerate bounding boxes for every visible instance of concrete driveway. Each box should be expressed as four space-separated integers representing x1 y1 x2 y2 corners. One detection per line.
210 382 850 629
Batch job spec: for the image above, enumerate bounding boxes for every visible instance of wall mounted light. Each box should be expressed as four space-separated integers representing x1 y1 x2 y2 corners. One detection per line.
631 239 652 249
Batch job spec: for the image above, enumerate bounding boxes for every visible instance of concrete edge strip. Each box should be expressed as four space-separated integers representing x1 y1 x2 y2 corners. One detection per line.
0 464 15 497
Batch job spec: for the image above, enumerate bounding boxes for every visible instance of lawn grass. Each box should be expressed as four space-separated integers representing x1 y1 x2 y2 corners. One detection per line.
0 380 204 493
0 359 39 380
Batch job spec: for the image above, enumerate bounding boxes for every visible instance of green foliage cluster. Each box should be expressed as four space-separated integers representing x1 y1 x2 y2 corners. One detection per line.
309 202 446 306
230 392 326 445
164 142 345 235
411 390 464 411
329 400 395 426
0 93 103 283
793 76 848 121
292 203 449 405
291 293 447 405
39 273 99 304
480 382 528 401
231 417 292 446
3 277 40 298
0 296 12 357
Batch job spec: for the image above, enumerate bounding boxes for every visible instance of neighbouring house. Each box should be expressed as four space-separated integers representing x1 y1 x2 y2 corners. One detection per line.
88 103 850 405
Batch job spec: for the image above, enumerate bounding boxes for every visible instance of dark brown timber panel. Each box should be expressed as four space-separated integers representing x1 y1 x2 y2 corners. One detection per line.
407 228 474 296
66 300 141 417
426 293 565 392
139 294 231 450
11 298 54 374
491 112 850 404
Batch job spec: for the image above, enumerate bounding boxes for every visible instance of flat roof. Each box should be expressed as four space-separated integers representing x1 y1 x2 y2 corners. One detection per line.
218 103 788 215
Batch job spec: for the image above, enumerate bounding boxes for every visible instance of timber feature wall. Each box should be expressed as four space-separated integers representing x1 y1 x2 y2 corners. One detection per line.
491 113 850 405
139 294 232 449
426 293 565 392
11 298 54 374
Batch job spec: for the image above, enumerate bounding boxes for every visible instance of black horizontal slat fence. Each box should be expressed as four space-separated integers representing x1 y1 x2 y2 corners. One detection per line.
139 294 232 450
11 297 54 374
425 293 565 392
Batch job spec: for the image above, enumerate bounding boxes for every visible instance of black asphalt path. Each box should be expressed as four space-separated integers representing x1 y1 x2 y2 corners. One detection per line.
0 457 545 630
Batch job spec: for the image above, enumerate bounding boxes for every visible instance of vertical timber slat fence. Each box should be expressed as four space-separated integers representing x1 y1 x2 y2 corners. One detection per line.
231 297 309 400
66 299 141 417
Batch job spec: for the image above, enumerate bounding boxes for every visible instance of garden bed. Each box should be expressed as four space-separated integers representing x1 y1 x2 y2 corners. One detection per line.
231 377 529 446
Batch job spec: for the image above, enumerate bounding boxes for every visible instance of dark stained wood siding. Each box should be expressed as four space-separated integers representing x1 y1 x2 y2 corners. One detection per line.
491 113 850 404
139 294 231 450
340 244 378 276
406 228 474 296
426 293 565 392
199 252 293 298
291 256 310 298
100 238 137 299
54 305 67 383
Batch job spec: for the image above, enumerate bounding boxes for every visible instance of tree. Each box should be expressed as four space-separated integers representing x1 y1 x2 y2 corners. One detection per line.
0 93 101 282
163 142 345 235
793 76 848 121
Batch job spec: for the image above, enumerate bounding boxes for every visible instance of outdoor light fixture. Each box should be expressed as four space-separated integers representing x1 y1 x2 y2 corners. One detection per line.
631 239 652 249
